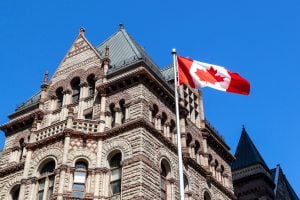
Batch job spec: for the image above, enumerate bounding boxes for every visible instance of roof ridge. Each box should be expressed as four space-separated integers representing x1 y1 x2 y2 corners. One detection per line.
119 29 141 58
160 64 173 72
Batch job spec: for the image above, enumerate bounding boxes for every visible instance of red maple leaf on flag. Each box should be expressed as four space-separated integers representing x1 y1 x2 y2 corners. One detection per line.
195 66 225 84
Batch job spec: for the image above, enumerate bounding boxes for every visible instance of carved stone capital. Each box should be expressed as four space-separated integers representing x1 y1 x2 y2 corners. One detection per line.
79 82 88 87
63 89 72 95
167 177 177 184
114 107 121 112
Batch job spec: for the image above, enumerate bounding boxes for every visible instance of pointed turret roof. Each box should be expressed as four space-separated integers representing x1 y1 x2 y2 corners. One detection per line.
231 127 269 171
96 24 162 76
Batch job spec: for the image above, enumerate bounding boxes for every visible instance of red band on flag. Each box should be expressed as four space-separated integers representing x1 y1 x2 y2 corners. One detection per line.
177 56 195 88
227 71 250 95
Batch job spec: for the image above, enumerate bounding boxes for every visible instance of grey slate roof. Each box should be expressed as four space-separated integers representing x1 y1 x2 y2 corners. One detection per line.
231 127 269 171
15 91 41 112
160 65 174 81
96 27 163 78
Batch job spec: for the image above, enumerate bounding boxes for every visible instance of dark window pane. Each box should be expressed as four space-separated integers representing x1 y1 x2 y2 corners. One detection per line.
72 191 84 198
111 180 121 194
73 183 85 191
38 191 44 200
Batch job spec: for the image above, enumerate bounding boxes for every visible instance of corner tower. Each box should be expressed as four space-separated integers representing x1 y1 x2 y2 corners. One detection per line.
231 127 275 199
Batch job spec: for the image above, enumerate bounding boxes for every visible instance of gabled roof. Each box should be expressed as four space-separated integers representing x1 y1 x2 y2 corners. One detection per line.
96 25 162 77
231 127 269 171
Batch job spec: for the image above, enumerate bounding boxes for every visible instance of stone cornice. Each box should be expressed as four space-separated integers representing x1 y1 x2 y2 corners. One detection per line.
0 162 25 178
183 156 236 199
1 109 44 130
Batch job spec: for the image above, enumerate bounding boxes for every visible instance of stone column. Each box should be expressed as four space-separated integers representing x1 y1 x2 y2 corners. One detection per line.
28 177 38 200
68 168 75 193
98 95 106 132
18 121 36 200
156 114 162 131
190 143 196 159
48 96 57 125
57 126 71 199
149 106 153 123
165 122 170 139
201 129 209 168
61 90 71 120
94 140 103 199
114 107 122 126
78 82 88 119
85 170 92 195
124 103 130 121
105 112 112 129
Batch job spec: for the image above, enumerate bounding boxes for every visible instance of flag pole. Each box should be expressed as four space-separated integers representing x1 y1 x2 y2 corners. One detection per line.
172 48 185 200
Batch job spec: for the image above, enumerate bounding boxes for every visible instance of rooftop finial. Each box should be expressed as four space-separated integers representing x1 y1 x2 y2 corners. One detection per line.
43 70 49 84
105 45 110 58
79 27 86 35
242 125 247 134
102 45 111 66
119 23 124 30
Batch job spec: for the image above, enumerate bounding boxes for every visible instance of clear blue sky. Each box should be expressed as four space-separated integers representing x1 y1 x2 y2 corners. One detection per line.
0 0 299 195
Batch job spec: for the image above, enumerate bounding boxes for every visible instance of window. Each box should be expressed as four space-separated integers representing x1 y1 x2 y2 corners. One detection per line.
19 138 25 161
10 185 20 200
151 104 159 124
160 159 171 200
109 103 116 127
204 191 211 200
87 74 96 96
119 99 126 124
109 152 122 195
71 77 81 103
72 161 88 198
55 87 64 109
37 160 55 200
183 174 188 192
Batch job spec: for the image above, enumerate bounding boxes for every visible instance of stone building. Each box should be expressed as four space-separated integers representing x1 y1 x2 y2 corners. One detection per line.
0 25 235 200
231 128 299 200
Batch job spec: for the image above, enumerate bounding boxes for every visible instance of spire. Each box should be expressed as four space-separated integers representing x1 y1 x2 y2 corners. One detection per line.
231 126 269 171
102 45 110 66
43 70 49 84
41 70 49 90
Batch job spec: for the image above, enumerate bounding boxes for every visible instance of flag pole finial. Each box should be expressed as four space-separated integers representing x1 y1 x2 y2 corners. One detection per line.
171 48 177 55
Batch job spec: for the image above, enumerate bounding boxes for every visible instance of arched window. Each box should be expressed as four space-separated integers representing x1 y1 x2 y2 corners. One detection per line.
170 120 176 133
204 191 211 200
71 77 81 103
87 74 96 96
109 103 116 127
55 87 63 109
186 133 192 147
109 152 122 195
119 99 126 124
72 161 88 198
151 104 159 124
195 140 200 153
10 184 20 200
160 159 171 200
37 160 55 200
183 174 189 192
19 138 25 161
161 112 167 132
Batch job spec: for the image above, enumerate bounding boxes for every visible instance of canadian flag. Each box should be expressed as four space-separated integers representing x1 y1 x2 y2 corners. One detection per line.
177 56 250 95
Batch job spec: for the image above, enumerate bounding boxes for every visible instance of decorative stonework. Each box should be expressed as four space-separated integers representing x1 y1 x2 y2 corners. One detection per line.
101 138 132 167
0 173 22 199
28 147 63 176
67 149 97 168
